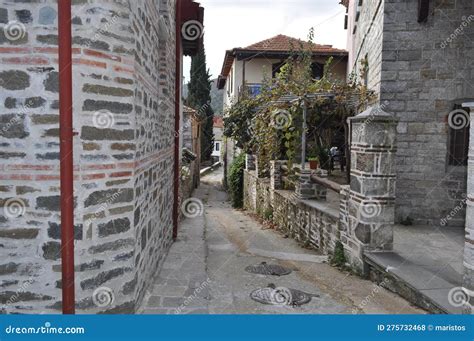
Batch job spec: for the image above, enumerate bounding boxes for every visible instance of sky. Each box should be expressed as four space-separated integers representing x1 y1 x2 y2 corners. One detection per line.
183 0 348 82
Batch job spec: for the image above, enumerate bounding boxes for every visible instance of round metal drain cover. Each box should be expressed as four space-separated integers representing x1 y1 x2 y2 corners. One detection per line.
250 284 313 306
245 262 292 276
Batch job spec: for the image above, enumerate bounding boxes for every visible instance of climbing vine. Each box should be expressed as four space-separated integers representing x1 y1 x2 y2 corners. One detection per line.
224 29 375 177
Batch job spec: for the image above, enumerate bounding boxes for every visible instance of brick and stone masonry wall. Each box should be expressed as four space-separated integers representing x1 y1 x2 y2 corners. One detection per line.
0 0 177 313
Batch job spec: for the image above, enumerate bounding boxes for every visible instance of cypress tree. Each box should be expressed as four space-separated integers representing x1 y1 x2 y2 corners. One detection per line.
187 47 214 162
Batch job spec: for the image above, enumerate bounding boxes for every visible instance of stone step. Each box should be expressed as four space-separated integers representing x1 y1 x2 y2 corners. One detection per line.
364 252 464 314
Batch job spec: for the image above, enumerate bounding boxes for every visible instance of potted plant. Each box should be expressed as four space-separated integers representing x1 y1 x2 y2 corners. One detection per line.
308 157 319 170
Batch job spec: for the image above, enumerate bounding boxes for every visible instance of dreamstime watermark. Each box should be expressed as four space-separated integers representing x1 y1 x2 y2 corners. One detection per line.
92 286 115 307
93 110 115 129
2 198 26 219
3 98 38 134
181 197 204 218
5 322 85 335
174 278 211 313
269 286 293 307
358 200 382 220
440 195 467 226
3 20 26 41
357 19 383 43
271 109 292 130
86 14 120 49
352 279 389 314
181 20 204 41
440 15 474 49
2 266 47 311
447 286 473 312
447 108 470 130
84 189 125 227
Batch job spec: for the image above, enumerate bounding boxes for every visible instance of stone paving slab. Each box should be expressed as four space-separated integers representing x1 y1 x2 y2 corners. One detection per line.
139 168 424 315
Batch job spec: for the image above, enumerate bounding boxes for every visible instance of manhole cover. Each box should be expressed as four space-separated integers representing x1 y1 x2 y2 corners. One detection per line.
250 284 316 306
245 262 292 276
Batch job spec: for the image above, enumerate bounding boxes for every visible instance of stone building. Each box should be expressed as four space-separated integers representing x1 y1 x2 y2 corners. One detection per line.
0 0 204 314
341 0 474 313
344 0 474 227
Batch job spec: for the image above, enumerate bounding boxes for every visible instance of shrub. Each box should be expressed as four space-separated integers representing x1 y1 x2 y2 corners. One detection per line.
331 241 347 267
228 153 246 208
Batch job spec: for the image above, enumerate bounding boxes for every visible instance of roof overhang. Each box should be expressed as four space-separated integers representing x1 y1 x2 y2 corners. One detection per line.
216 49 348 90
180 0 204 56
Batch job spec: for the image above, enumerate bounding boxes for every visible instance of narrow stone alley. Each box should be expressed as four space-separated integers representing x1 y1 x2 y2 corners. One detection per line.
139 168 424 314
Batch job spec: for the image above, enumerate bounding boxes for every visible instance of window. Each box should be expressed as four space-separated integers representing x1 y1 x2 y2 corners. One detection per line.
448 104 470 166
311 62 324 80
272 62 285 78
215 142 220 152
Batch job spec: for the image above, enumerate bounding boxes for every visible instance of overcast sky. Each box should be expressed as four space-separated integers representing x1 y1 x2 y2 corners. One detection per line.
183 0 348 82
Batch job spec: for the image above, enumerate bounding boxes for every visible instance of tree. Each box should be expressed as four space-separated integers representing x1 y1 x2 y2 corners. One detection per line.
187 47 214 162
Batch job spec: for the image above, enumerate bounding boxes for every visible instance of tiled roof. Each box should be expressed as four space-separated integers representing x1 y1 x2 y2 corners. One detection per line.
213 116 223 128
217 35 348 87
242 35 346 54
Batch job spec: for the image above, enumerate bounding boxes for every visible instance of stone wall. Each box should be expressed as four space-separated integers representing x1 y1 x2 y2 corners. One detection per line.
243 170 342 258
0 0 177 313
349 0 474 226
380 0 474 226
347 0 385 94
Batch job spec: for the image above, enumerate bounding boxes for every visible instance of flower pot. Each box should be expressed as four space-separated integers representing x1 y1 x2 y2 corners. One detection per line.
309 160 318 170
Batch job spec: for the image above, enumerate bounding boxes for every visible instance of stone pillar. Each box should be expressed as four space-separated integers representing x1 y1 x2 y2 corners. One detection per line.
295 170 317 199
463 102 474 313
245 153 256 171
313 169 328 200
254 155 266 178
270 161 284 190
346 106 398 270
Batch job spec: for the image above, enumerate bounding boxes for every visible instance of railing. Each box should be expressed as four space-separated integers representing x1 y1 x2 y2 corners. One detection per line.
310 174 341 193
238 83 262 99
278 161 341 196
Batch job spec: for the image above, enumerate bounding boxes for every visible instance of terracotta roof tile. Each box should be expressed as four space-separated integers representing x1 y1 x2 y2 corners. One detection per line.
242 34 346 54
213 116 223 128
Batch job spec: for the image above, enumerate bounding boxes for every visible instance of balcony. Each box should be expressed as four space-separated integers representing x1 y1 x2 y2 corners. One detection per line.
238 83 262 99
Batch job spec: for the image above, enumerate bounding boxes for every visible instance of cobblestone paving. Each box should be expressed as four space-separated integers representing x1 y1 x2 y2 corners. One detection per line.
138 168 424 314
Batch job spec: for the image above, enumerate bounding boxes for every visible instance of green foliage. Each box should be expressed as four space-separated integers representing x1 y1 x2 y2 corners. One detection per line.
263 207 273 220
187 47 214 162
223 96 258 152
331 241 347 267
228 153 246 208
223 28 375 175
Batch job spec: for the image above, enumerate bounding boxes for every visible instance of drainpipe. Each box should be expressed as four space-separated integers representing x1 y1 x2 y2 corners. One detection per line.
173 0 182 240
58 0 75 314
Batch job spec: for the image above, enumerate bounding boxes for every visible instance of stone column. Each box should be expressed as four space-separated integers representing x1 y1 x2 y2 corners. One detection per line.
245 153 256 171
463 102 474 313
270 161 284 190
295 170 317 200
346 106 398 270
313 169 328 200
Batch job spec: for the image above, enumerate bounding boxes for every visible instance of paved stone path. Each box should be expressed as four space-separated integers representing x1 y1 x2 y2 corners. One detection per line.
138 168 424 314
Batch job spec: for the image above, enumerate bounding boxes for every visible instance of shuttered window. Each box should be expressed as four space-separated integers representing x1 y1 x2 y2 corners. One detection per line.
448 105 470 166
